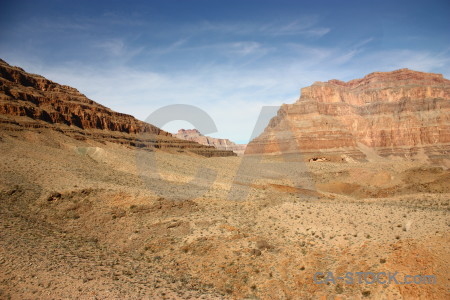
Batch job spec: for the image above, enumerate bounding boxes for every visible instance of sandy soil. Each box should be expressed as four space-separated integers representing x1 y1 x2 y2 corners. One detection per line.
0 127 449 299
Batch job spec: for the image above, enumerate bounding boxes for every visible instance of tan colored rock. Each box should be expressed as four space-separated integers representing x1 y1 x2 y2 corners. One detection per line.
246 69 450 161
174 129 247 155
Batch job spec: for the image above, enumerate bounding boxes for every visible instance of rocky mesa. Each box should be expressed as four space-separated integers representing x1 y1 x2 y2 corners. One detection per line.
0 59 236 157
174 129 247 156
246 69 450 162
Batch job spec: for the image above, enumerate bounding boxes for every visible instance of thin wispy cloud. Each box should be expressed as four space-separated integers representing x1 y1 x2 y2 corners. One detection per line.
228 42 262 56
362 49 450 73
353 37 375 49
24 18 91 32
182 17 330 39
260 18 330 37
94 39 127 56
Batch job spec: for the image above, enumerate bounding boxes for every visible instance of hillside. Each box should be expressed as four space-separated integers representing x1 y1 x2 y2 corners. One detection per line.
0 59 236 157
246 69 450 164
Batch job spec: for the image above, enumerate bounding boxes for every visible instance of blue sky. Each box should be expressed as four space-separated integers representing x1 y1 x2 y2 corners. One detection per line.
1 0 449 143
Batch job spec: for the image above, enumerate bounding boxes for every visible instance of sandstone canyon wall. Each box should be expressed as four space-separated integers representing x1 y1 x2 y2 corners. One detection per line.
174 129 247 156
246 69 450 161
0 59 236 157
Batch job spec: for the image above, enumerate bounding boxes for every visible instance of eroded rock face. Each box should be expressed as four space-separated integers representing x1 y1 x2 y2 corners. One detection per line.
246 69 450 161
174 129 247 156
0 59 236 157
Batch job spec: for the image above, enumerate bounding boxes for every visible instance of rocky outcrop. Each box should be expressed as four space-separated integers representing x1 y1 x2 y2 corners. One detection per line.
246 69 450 161
0 59 236 157
174 129 247 156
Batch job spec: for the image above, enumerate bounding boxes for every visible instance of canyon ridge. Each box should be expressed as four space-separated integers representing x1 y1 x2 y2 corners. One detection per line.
246 69 450 165
174 129 247 156
0 59 236 158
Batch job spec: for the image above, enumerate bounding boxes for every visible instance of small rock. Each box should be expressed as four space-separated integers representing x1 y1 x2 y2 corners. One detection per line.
362 290 371 297
47 192 62 201
167 221 181 228
250 249 262 256
256 240 273 250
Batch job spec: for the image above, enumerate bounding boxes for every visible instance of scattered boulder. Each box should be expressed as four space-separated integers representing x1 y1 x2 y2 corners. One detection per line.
256 240 273 250
309 157 329 162
250 249 262 256
47 192 62 201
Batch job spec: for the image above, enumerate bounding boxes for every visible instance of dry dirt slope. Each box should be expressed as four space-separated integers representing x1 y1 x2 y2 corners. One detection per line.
0 123 449 299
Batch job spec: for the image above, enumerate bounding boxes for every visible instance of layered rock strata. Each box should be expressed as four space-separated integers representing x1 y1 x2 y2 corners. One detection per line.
174 129 247 156
246 69 450 161
0 59 236 157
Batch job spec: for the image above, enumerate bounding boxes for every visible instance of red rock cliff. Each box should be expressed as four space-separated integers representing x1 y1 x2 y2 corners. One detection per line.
246 69 450 161
0 59 236 157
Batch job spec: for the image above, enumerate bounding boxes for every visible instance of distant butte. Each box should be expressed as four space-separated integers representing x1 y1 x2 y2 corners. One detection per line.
174 129 247 156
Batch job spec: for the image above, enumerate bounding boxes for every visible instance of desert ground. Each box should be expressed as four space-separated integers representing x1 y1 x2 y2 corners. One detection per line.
0 126 449 299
